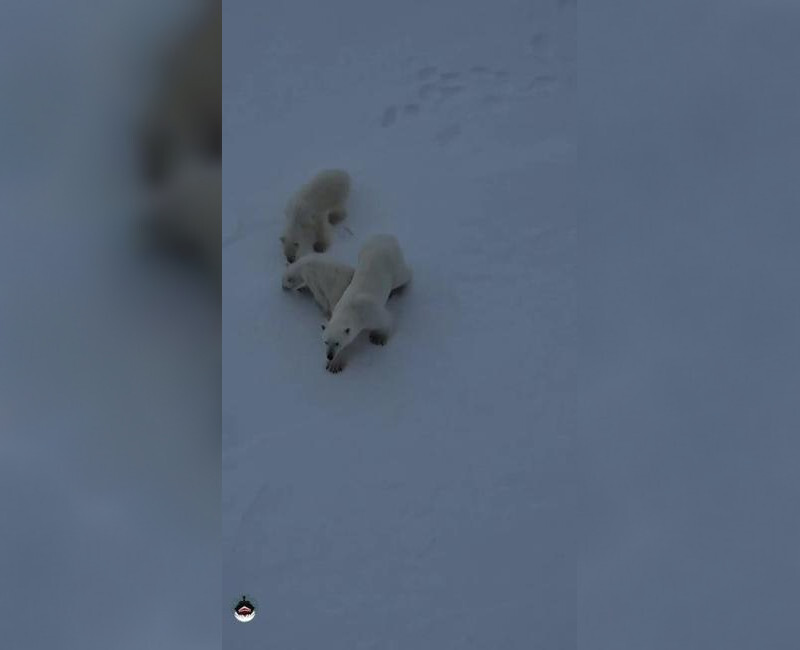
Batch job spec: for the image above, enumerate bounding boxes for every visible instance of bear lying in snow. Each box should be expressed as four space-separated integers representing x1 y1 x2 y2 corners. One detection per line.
321 234 411 373
282 255 355 317
280 169 350 263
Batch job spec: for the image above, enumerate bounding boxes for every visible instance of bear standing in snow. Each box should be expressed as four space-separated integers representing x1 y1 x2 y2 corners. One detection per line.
282 255 355 317
321 234 411 373
280 169 350 263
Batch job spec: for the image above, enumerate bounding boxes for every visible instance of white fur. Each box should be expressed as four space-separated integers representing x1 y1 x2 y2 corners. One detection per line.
280 169 350 262
282 255 354 317
321 234 411 373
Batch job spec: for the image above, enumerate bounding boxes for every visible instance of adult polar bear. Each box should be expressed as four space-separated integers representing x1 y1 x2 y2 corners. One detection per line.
280 169 350 263
282 255 355 317
321 235 411 373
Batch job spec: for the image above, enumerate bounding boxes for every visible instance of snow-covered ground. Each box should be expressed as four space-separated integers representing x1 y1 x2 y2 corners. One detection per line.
580 1 800 648
4 0 795 647
223 1 575 647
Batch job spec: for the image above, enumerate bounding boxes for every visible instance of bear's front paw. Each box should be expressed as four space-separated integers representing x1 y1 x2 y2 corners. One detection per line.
326 358 345 373
369 331 388 346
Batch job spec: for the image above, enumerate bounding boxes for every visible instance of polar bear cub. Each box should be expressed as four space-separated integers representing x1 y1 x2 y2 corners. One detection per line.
282 254 355 317
321 234 411 373
280 169 350 263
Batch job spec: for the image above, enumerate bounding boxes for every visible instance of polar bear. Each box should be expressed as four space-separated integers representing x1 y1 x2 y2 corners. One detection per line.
282 255 355 317
280 169 350 263
321 234 411 373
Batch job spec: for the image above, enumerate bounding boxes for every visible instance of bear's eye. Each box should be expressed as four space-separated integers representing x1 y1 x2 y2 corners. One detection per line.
321 324 326 331
344 328 350 335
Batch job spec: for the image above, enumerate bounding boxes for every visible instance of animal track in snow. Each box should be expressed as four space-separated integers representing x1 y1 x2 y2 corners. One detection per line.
417 65 438 80
439 85 465 100
379 58 561 135
526 74 558 92
482 93 504 106
530 32 554 62
418 83 437 100
381 105 398 127
435 124 461 146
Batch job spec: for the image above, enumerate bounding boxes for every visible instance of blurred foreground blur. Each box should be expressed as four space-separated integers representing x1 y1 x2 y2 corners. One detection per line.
0 1 219 647
138 0 222 280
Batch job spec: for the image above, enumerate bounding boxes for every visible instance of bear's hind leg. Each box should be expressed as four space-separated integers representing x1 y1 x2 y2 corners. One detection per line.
327 205 347 224
369 330 388 346
389 285 406 298
312 216 331 253
367 305 392 345
393 265 412 294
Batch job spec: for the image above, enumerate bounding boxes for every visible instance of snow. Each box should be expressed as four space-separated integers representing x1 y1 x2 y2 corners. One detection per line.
580 1 800 648
5 0 795 646
223 0 575 647
224 1 800 646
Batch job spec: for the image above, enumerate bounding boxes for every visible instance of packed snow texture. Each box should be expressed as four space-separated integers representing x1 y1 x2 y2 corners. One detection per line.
580 1 800 648
223 0 575 647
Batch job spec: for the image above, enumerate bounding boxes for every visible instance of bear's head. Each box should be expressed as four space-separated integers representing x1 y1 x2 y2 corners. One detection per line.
279 225 304 264
281 266 304 291
321 312 359 361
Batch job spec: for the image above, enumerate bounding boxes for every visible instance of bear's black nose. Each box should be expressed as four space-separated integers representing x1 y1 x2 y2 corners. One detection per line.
286 255 296 263
313 242 325 253
327 351 334 361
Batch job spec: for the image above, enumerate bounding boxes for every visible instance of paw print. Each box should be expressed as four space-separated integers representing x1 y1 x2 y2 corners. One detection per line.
381 106 398 127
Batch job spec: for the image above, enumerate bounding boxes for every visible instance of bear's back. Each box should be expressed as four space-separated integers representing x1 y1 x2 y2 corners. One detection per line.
303 169 351 209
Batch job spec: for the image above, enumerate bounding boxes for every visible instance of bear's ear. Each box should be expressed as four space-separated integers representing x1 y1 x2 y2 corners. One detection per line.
279 236 285 243
321 323 326 330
